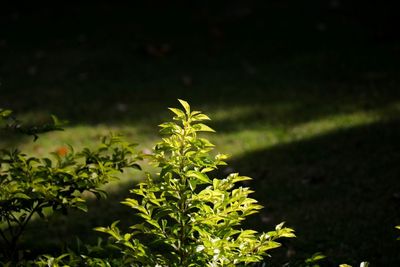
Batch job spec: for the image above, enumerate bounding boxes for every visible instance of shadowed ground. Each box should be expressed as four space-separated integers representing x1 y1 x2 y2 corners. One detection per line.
227 119 400 266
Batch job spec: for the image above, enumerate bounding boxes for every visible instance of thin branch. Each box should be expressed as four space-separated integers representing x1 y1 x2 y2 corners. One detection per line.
5 216 14 237
15 203 41 240
0 228 10 245
9 212 23 227
9 202 42 261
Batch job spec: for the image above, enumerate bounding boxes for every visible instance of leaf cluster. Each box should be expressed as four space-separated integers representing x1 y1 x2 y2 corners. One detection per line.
96 100 295 266
0 109 141 263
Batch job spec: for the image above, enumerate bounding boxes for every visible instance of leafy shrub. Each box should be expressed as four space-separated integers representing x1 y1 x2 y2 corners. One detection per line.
339 262 369 267
95 100 295 266
0 109 141 264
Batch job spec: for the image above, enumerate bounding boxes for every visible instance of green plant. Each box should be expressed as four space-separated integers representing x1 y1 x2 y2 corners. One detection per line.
339 262 369 267
301 252 326 267
0 110 141 264
96 100 295 266
395 225 400 240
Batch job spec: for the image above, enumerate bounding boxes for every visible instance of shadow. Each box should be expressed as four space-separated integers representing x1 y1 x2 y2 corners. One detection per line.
19 178 141 258
1 1 399 123
0 1 399 150
18 119 400 265
220 119 400 266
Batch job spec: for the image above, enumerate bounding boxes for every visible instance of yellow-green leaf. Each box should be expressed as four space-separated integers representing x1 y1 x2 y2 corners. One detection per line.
178 99 190 115
193 123 215 132
187 170 211 184
168 107 185 118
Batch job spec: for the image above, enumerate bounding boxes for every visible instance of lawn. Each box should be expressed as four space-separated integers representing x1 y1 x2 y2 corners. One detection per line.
1 1 400 266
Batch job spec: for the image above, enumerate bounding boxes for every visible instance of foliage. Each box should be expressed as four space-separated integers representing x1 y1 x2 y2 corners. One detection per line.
396 226 400 240
95 100 295 266
30 239 125 267
0 110 141 264
300 252 326 267
339 262 369 267
0 108 64 141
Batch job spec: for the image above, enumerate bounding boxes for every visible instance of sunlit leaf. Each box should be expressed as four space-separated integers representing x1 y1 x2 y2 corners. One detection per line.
178 99 190 115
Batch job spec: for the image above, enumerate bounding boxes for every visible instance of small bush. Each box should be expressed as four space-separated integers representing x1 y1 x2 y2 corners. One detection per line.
0 109 141 264
95 100 295 266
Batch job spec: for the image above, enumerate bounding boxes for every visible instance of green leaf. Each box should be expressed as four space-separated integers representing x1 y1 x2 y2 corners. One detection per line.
75 201 88 212
91 189 108 199
265 240 282 250
305 252 326 263
51 114 66 127
14 193 30 199
0 109 12 118
212 178 220 189
192 113 211 121
238 229 258 238
278 227 296 238
122 198 148 214
192 123 215 132
178 99 190 115
275 222 285 231
201 167 215 173
186 170 211 184
228 173 252 183
130 163 142 170
168 108 186 118
188 179 197 191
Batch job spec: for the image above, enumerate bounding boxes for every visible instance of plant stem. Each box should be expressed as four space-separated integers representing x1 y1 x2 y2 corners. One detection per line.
0 228 11 262
5 215 15 239
178 125 188 266
0 228 10 246
9 202 41 262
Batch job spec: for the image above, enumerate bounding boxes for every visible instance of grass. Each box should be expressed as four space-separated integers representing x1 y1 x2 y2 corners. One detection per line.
1 1 400 265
